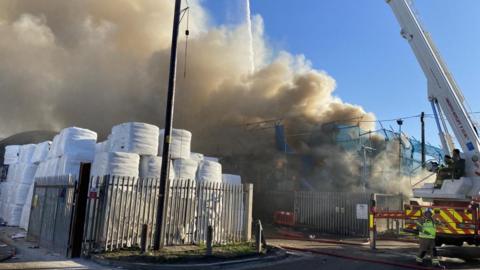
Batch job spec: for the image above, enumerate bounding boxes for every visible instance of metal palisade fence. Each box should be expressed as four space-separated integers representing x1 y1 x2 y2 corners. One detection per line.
294 191 371 237
83 176 253 254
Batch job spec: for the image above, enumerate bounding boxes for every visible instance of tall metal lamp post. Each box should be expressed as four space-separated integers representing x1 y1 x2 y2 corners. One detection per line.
397 119 404 175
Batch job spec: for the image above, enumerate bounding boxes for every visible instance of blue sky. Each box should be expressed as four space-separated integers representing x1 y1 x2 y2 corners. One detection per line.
202 0 480 148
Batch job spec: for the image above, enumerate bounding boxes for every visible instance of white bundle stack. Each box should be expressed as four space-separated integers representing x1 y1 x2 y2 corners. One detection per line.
204 156 219 163
196 160 222 183
42 127 97 178
48 134 61 158
159 129 191 159
2 144 39 226
3 145 20 165
0 164 19 220
222 174 242 185
18 160 41 229
139 156 176 179
55 155 88 177
91 152 140 178
31 141 52 164
95 140 110 153
190 152 204 162
173 159 198 180
19 144 36 163
57 127 97 160
110 122 159 156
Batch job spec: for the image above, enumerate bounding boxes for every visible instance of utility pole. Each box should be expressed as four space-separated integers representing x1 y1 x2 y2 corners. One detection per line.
153 0 182 251
421 112 426 168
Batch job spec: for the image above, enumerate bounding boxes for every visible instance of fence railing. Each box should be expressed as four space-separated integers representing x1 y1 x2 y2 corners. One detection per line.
83 176 252 254
294 191 371 237
28 175 77 256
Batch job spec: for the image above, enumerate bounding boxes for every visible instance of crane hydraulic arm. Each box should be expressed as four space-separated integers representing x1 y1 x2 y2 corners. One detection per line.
386 0 480 179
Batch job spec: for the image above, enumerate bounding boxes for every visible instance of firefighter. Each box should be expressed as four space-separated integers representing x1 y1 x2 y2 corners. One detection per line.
434 149 466 188
415 208 441 267
452 149 466 179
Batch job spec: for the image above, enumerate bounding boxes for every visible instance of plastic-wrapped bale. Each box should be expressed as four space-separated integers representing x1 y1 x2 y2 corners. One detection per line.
190 152 204 162
36 158 57 178
173 159 198 180
6 203 23 226
16 163 38 185
19 144 36 163
91 152 140 178
197 160 222 183
110 122 159 156
19 184 34 230
34 161 47 179
0 182 11 221
48 134 61 158
95 140 110 153
159 129 191 159
12 183 30 205
57 127 97 160
54 156 86 177
31 141 52 164
222 174 241 185
139 155 175 179
204 156 219 162
3 145 20 165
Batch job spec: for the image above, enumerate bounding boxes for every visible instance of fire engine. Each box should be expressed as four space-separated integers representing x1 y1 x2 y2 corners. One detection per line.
385 0 480 246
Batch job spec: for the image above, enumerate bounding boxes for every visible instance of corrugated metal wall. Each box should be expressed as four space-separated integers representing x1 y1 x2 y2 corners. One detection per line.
294 191 370 237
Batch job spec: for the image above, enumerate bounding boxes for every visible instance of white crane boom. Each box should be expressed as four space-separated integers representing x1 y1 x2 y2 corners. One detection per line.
386 0 480 200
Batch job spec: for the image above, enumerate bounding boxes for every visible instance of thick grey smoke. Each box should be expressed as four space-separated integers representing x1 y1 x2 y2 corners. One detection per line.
0 1 414 194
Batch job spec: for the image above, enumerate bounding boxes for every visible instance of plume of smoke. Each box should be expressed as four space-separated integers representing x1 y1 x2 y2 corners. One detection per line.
0 0 406 194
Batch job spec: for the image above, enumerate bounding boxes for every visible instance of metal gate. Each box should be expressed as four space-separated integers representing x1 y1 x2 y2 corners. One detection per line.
294 191 370 237
27 175 77 256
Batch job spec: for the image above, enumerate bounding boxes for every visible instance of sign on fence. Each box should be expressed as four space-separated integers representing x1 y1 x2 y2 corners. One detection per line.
356 204 369 220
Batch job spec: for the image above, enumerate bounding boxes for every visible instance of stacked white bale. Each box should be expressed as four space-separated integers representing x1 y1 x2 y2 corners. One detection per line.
47 134 61 159
3 145 20 165
46 127 97 178
222 174 243 235
0 163 19 221
203 156 219 163
222 174 242 185
57 127 97 161
139 156 175 179
20 150 48 230
173 159 198 180
190 152 204 162
196 160 223 240
95 140 110 154
31 141 52 164
6 145 39 226
0 146 20 221
91 152 140 178
18 144 36 163
159 129 191 159
110 122 159 156
197 160 222 183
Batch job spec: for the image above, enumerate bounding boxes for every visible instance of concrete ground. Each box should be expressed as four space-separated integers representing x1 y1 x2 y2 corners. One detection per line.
0 226 110 270
256 238 480 270
2 225 480 270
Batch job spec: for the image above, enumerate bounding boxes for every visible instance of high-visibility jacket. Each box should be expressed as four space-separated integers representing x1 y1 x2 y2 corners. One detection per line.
417 219 436 239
